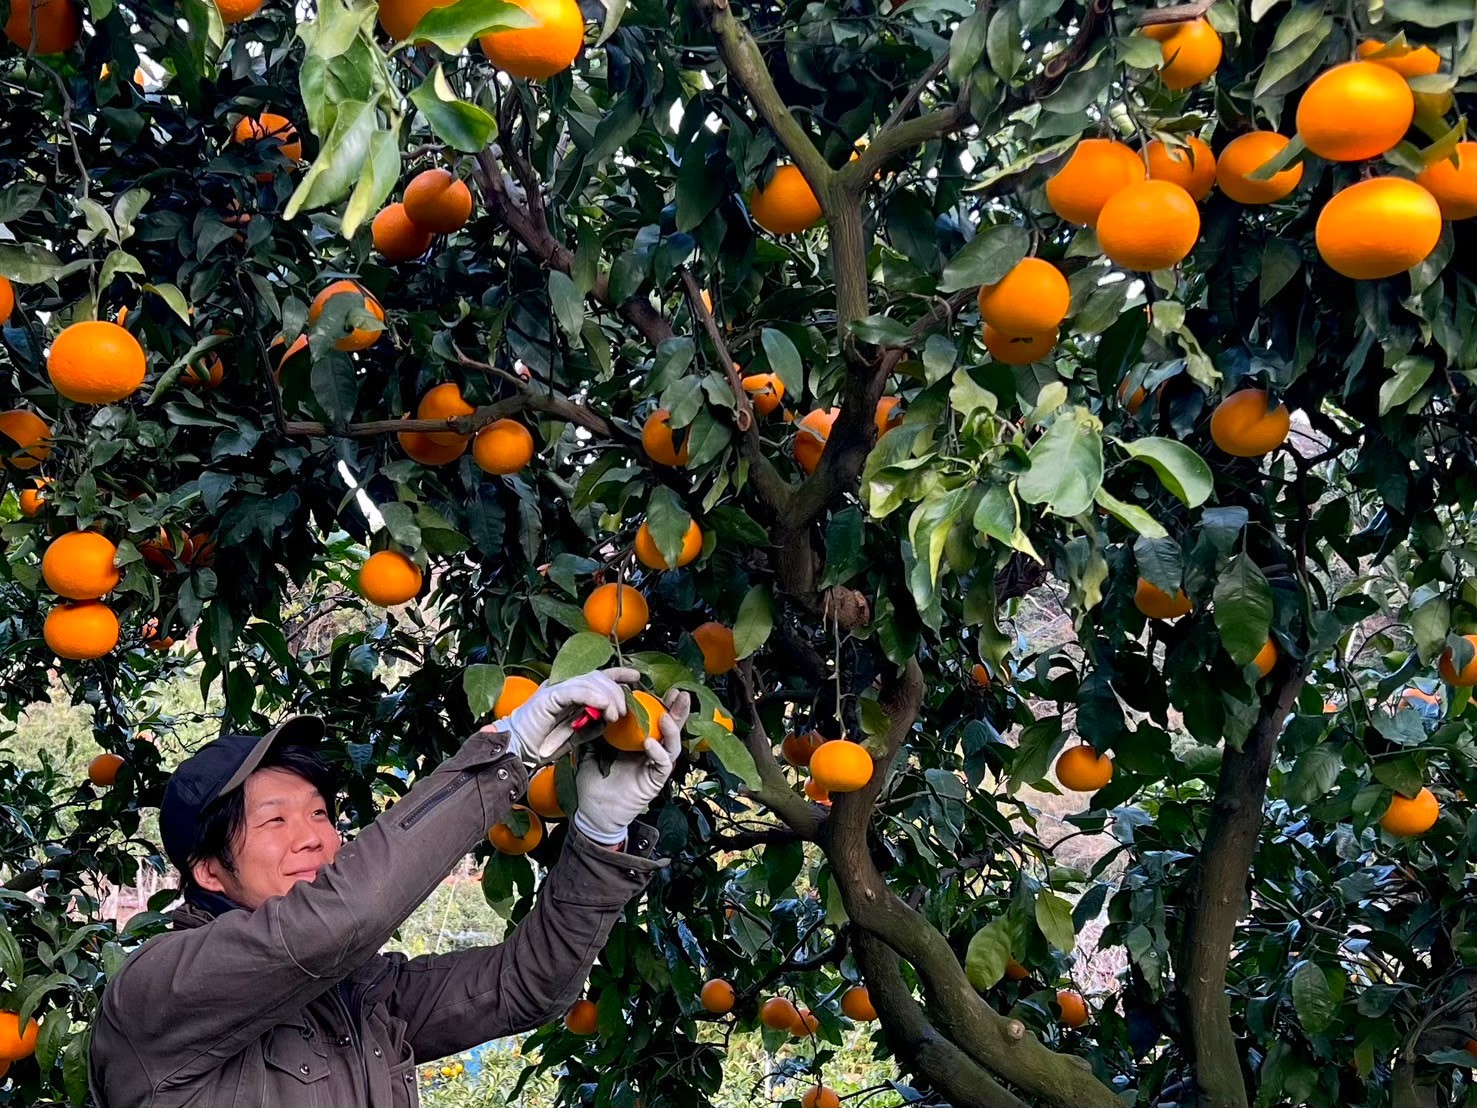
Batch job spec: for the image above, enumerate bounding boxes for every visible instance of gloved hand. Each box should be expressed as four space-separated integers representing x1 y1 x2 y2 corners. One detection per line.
572 687 689 846
497 667 641 769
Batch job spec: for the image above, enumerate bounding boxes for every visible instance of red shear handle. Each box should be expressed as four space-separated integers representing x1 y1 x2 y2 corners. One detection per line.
568 705 603 732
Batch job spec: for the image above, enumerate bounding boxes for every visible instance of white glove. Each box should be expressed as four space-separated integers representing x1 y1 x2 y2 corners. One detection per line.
498 667 641 769
572 687 689 846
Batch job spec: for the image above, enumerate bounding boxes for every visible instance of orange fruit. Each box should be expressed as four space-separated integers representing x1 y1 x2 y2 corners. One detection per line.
416 382 475 446
1145 136 1216 201
840 986 876 1021
1119 377 1150 413
403 169 474 235
18 480 47 516
272 333 310 381
1439 634 1477 686
782 731 824 768
88 752 125 787
1097 181 1199 271
604 689 664 752
1416 142 1477 220
983 323 1055 365
1379 787 1439 836
634 519 703 570
377 0 454 40
399 426 468 465
794 407 839 475
969 663 990 689
801 1087 840 1108
358 550 422 606
3 0 80 53
1004 958 1029 981
0 276 12 324
564 998 597 1035
583 582 648 642
749 164 822 235
0 1012 39 1061
0 409 51 469
804 777 831 805
742 372 785 416
1055 745 1113 791
141 617 174 650
48 321 146 404
308 280 384 352
641 408 689 466
875 395 903 438
526 763 564 819
1134 578 1192 620
1215 132 1303 205
185 353 224 388
42 532 120 600
692 621 737 674
479 0 584 79
216 0 262 22
488 805 544 853
791 1006 820 1036
1209 390 1290 457
1252 639 1278 677
494 674 541 718
1045 139 1145 226
1056 990 1088 1028
759 996 799 1031
1316 178 1442 280
44 601 120 659
809 739 872 793
977 257 1070 337
1296 62 1413 163
473 419 535 474
1143 18 1221 90
372 203 433 262
231 112 301 181
1356 39 1441 78
700 979 735 1015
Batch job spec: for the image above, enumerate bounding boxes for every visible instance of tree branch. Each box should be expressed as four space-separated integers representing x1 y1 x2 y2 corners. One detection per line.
1025 0 1112 99
735 659 826 838
1137 0 1216 26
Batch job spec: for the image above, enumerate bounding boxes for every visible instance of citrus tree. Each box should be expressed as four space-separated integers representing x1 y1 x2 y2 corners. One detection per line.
4 0 1477 1103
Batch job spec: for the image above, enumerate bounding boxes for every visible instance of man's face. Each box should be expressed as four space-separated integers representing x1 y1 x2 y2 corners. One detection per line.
191 767 340 909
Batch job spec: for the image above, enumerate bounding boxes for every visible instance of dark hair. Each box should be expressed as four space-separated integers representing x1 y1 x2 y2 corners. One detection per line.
184 745 337 890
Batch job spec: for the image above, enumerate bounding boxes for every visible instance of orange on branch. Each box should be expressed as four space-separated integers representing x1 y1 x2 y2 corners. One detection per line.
969 663 991 689
0 1013 39 1062
875 395 904 438
583 583 648 642
1134 578 1192 620
399 427 467 465
526 764 564 819
742 372 785 416
1439 635 1477 686
692 621 737 674
372 203 434 261
1145 136 1216 201
377 0 454 40
416 382 475 446
564 998 597 1036
1144 18 1221 90
473 419 535 474
3 0 80 53
18 480 47 516
1379 787 1439 836
749 165 822 235
983 323 1055 365
1316 178 1441 280
479 0 584 79
1416 142 1477 220
977 257 1070 337
840 986 876 1021
488 806 543 853
42 532 120 600
1209 390 1291 457
1004 958 1029 981
231 112 302 181
1055 745 1113 792
641 408 689 466
44 601 120 660
1357 38 1441 78
794 407 839 475
1056 990 1088 1028
308 280 384 352
403 169 474 235
358 550 422 606
783 731 823 768
494 674 541 718
1045 138 1145 226
48 321 146 404
0 276 12 324
759 996 800 1030
1097 180 1199 271
1252 639 1278 677
1296 61 1413 162
634 520 702 570
142 617 174 651
791 1007 820 1035
802 1088 840 1108
88 752 125 787
804 777 832 805
0 409 51 469
809 739 873 793
700 979 735 1015
604 689 664 752
216 0 261 23
1215 131 1303 205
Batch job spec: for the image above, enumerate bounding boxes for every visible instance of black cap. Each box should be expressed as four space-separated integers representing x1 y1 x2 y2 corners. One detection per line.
161 716 325 874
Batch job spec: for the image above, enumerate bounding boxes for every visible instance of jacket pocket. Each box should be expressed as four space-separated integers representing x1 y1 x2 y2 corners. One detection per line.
389 1058 420 1108
262 1025 331 1107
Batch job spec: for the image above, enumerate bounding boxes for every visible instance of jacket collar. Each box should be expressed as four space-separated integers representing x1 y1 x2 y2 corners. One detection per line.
170 888 245 928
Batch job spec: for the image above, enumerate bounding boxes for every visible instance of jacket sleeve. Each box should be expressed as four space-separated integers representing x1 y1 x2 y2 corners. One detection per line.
380 821 665 1061
96 729 528 1090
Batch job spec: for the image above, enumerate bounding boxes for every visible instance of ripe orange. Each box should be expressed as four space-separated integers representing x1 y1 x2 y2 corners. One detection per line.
641 408 689 466
1004 958 1029 981
1316 178 1442 280
1045 139 1145 226
0 1012 39 1061
969 662 990 689
1296 62 1413 163
840 986 876 1021
185 352 225 388
983 323 1055 365
782 731 824 768
473 419 535 474
479 0 584 79
1119 377 1150 414
44 601 120 659
18 480 47 516
42 532 120 599
488 805 544 853
1143 18 1221 90
272 333 310 381
801 1087 840 1108
1145 137 1216 201
977 257 1070 338
1416 142 1477 220
759 996 799 1031
1215 132 1303 205
232 112 301 181
416 382 474 446
749 164 823 235
494 673 541 718
403 169 474 235
358 550 422 606
309 280 384 352
794 407 839 475
377 0 453 40
0 276 12 324
875 395 903 438
48 321 146 404
1379 787 1439 836
583 582 648 642
1356 39 1441 78
604 689 664 752
564 998 597 1036
1209 390 1290 457
399 426 467 465
0 409 51 469
1134 578 1192 620
1439 634 1477 686
791 1005 820 1034
1055 745 1113 792
526 764 564 819
88 752 125 787
3 0 80 53
804 777 831 805
217 0 262 23
692 621 737 674
809 739 873 793
700 979 735 1015
634 520 703 570
372 203 433 262
1056 989 1088 1028
141 617 174 650
1097 181 1199 272
742 372 785 416
1252 639 1277 677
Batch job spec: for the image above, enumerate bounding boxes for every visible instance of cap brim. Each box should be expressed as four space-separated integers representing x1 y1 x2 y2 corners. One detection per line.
220 715 326 795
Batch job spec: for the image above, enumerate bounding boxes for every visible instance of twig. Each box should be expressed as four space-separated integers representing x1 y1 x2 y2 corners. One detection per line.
1137 0 1216 26
677 265 755 433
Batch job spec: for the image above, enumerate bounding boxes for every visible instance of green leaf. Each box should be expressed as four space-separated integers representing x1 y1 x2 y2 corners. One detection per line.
408 68 497 153
1034 890 1076 953
1290 960 1336 1034
1411 596 1451 664
644 485 693 569
849 314 914 347
0 243 90 284
310 354 359 425
1213 554 1274 667
985 5 1022 80
733 585 773 659
1372 755 1425 800
1254 15 1331 99
947 9 990 85
35 1007 69 1073
1118 436 1213 508
940 224 1030 292
1286 744 1342 806
63 1031 89 1108
1379 356 1434 416
464 663 506 719
1018 408 1103 518
760 328 804 399
675 128 722 234
1260 239 1301 304
1385 0 1471 26
342 128 399 239
548 632 616 684
699 728 761 790
1094 487 1167 538
0 917 22 985
99 248 145 289
403 0 534 52
285 100 380 219
142 283 192 323
594 0 626 45
964 918 1012 990
549 270 584 336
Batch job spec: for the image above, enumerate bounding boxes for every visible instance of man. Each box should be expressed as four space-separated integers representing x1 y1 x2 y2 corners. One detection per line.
90 667 686 1108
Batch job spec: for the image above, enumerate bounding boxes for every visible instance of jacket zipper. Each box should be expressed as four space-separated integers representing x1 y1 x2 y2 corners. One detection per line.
398 770 475 830
334 982 372 1103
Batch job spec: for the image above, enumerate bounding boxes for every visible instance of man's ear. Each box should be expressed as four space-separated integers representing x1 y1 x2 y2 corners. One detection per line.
191 857 228 894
